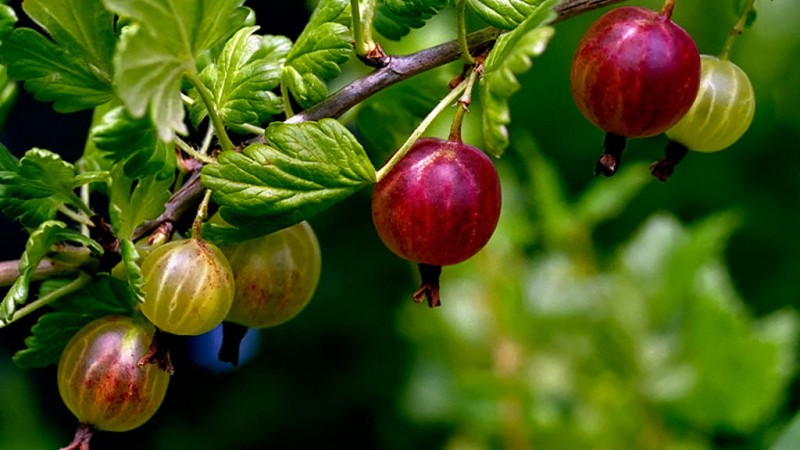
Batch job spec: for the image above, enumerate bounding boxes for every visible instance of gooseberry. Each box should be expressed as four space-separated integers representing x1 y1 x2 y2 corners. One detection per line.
570 3 700 175
140 238 235 336
371 138 501 307
218 222 321 364
57 315 170 448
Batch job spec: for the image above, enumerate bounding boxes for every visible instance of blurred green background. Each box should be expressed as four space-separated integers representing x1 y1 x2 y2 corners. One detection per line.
2 0 800 449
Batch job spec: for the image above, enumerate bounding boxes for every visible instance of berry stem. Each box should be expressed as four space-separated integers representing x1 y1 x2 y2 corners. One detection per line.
375 78 470 182
595 133 627 177
60 423 94 450
659 0 675 19
448 66 480 143
455 0 476 65
650 140 689 182
720 0 756 60
413 264 443 307
218 322 250 365
191 189 214 240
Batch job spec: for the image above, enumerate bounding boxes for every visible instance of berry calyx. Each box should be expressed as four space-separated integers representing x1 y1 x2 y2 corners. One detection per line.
57 315 170 447
140 238 235 336
372 138 501 307
570 4 700 176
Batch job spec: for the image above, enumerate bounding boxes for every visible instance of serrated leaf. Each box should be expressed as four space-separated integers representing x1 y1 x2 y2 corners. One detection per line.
0 0 114 112
1 221 102 322
108 165 173 239
374 0 449 40
468 0 548 29
202 119 375 238
102 0 250 142
203 211 300 246
91 106 177 180
0 149 96 228
282 0 352 109
12 275 138 369
480 1 556 156
191 27 289 132
22 0 115 75
119 240 145 302
0 29 113 112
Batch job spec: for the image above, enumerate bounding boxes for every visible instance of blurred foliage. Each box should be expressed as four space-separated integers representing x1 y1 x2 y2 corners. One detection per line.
1 0 800 449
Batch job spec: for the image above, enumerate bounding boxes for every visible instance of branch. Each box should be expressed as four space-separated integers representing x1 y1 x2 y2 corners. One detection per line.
0 246 94 287
56 0 629 252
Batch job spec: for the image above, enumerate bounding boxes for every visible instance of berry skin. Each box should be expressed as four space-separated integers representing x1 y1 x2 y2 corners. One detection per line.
223 221 321 329
571 6 700 138
666 55 755 152
140 238 235 336
372 138 501 306
57 315 170 433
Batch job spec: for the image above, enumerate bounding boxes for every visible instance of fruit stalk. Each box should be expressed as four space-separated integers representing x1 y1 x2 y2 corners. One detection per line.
721 0 756 60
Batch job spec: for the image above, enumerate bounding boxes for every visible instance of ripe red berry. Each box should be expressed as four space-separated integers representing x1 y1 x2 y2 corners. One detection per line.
372 138 501 306
570 4 700 175
57 316 170 448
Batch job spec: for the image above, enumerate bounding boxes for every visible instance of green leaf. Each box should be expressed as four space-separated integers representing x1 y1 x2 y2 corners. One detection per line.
0 149 95 228
0 65 17 128
119 240 145 302
12 275 138 369
0 0 115 112
203 211 301 246
91 105 177 179
0 3 16 40
22 0 115 75
102 0 250 142
108 165 173 239
282 0 352 109
480 1 556 156
468 0 548 29
1 221 102 322
772 407 800 450
374 0 449 40
0 142 17 171
0 29 113 112
202 119 375 241
191 27 290 132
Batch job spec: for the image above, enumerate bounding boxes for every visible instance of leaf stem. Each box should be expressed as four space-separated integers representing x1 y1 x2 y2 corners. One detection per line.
0 271 91 329
456 0 476 65
237 123 266 136
199 122 216 156
351 0 377 57
79 183 90 237
720 0 756 60
281 75 295 119
448 66 480 142
186 72 234 153
376 79 469 182
175 137 216 164
58 204 93 227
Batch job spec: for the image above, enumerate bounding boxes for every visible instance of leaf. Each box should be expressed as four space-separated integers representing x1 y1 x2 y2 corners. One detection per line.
374 0 449 40
282 0 352 109
0 2 16 40
201 119 375 242
0 0 115 112
203 211 301 246
119 240 145 302
772 407 800 450
108 165 173 239
190 27 290 132
0 221 102 322
0 65 17 128
91 105 177 180
102 0 250 142
467 0 549 29
480 1 556 156
0 148 97 228
12 275 138 369
0 29 113 112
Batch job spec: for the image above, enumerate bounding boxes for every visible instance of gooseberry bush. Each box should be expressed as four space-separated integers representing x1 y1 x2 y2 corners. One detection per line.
0 0 777 448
